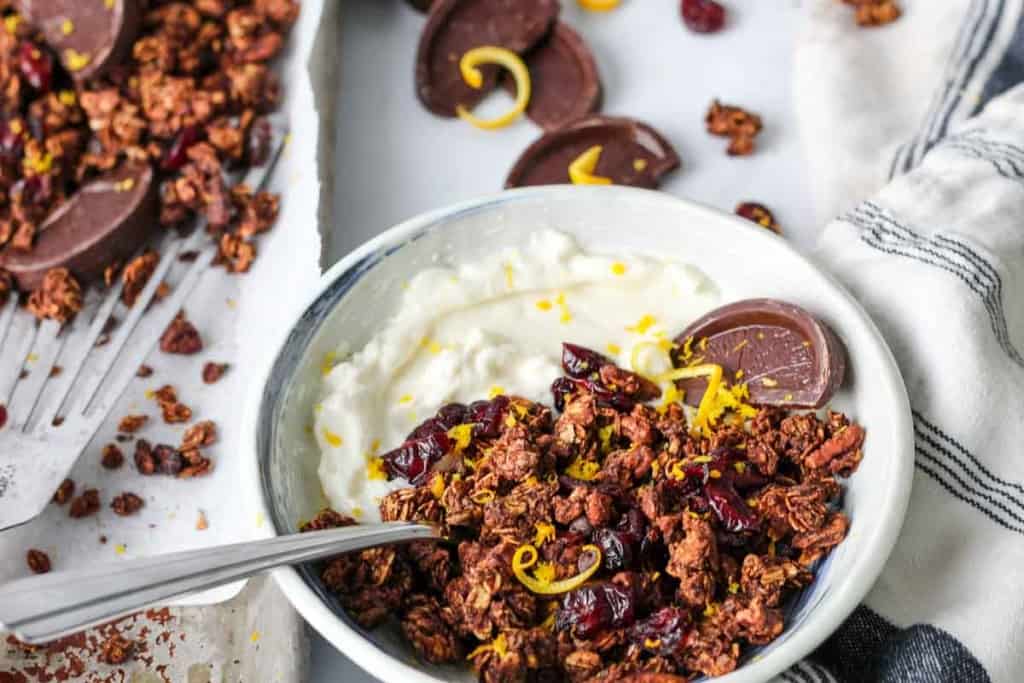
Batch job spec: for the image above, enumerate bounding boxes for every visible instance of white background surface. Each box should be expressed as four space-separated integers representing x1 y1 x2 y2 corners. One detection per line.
313 1 810 680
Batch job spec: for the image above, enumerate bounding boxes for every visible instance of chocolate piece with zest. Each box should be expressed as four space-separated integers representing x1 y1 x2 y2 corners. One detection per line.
506 115 679 188
673 299 847 408
504 22 601 131
15 0 144 81
415 0 560 117
0 161 158 291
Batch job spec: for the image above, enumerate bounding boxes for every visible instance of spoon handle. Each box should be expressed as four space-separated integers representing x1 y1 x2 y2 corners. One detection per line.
0 522 438 643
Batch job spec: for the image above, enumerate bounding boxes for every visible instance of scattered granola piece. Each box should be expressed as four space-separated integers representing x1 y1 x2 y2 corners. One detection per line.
202 361 229 383
111 492 144 516
26 549 51 574
842 0 901 27
134 439 156 475
68 488 100 518
160 312 203 354
181 420 217 450
735 202 781 235
121 251 159 307
101 443 125 469
154 384 192 423
705 100 763 156
52 478 75 504
154 444 184 476
118 414 148 433
178 447 213 478
99 633 133 665
26 268 83 323
196 510 209 530
137 364 154 378
49 365 62 377
217 232 256 273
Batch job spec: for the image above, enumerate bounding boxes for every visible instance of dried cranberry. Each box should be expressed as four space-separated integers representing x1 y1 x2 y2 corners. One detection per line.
731 468 768 491
681 0 726 33
161 125 205 171
568 515 593 536
683 447 738 483
467 395 509 438
593 528 635 571
247 116 273 166
381 431 451 485
11 175 51 204
551 377 575 412
436 403 468 429
630 607 693 656
17 42 53 93
0 123 24 164
407 417 445 441
556 583 637 639
705 478 760 533
561 343 611 379
616 508 647 543
0 404 7 430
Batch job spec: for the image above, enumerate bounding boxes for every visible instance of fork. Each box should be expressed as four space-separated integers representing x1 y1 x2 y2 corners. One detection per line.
0 522 441 644
0 115 289 532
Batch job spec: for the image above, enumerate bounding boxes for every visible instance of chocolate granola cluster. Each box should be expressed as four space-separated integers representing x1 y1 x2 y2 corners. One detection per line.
0 0 296 315
304 342 866 682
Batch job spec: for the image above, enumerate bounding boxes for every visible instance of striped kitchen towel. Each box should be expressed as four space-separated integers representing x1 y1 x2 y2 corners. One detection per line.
788 2 1024 682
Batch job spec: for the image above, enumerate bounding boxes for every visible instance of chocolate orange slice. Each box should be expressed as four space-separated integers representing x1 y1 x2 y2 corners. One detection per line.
505 115 679 188
672 299 847 409
504 22 601 131
415 0 560 117
16 0 143 81
0 161 159 291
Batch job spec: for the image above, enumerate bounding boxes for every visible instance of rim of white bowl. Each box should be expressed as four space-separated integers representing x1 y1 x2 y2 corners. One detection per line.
239 185 914 683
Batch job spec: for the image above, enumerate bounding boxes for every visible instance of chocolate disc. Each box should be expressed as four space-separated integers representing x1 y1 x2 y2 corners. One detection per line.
405 0 439 11
505 115 680 188
672 299 847 409
503 21 601 131
16 0 143 81
0 161 159 291
415 0 560 117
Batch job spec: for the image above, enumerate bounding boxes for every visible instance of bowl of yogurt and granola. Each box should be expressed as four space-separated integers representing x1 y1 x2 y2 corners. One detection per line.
240 185 913 683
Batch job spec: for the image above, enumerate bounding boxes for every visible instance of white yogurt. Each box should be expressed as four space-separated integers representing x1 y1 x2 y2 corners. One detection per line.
315 230 719 520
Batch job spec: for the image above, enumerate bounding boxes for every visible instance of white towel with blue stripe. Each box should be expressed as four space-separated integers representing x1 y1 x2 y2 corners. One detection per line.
786 2 1024 682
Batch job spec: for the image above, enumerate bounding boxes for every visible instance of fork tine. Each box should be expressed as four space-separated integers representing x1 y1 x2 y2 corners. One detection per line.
72 232 196 417
7 320 64 430
33 280 125 429
76 123 288 418
0 314 36 408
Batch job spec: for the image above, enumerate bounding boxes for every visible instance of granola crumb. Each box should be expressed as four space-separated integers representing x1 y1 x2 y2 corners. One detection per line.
26 268 83 323
154 384 192 423
842 0 901 26
735 202 781 235
706 99 763 156
118 414 149 434
137 364 154 378
121 251 159 307
196 510 209 530
26 549 51 574
134 439 157 475
160 312 203 354
111 492 145 516
202 361 229 384
99 633 133 665
52 478 75 505
101 444 125 469
69 489 101 518
181 420 217 450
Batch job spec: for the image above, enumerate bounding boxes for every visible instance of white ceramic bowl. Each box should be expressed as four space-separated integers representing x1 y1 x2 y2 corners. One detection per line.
241 186 914 683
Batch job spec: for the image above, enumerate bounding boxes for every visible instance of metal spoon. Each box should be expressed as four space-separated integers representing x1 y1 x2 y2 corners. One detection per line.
0 522 439 644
